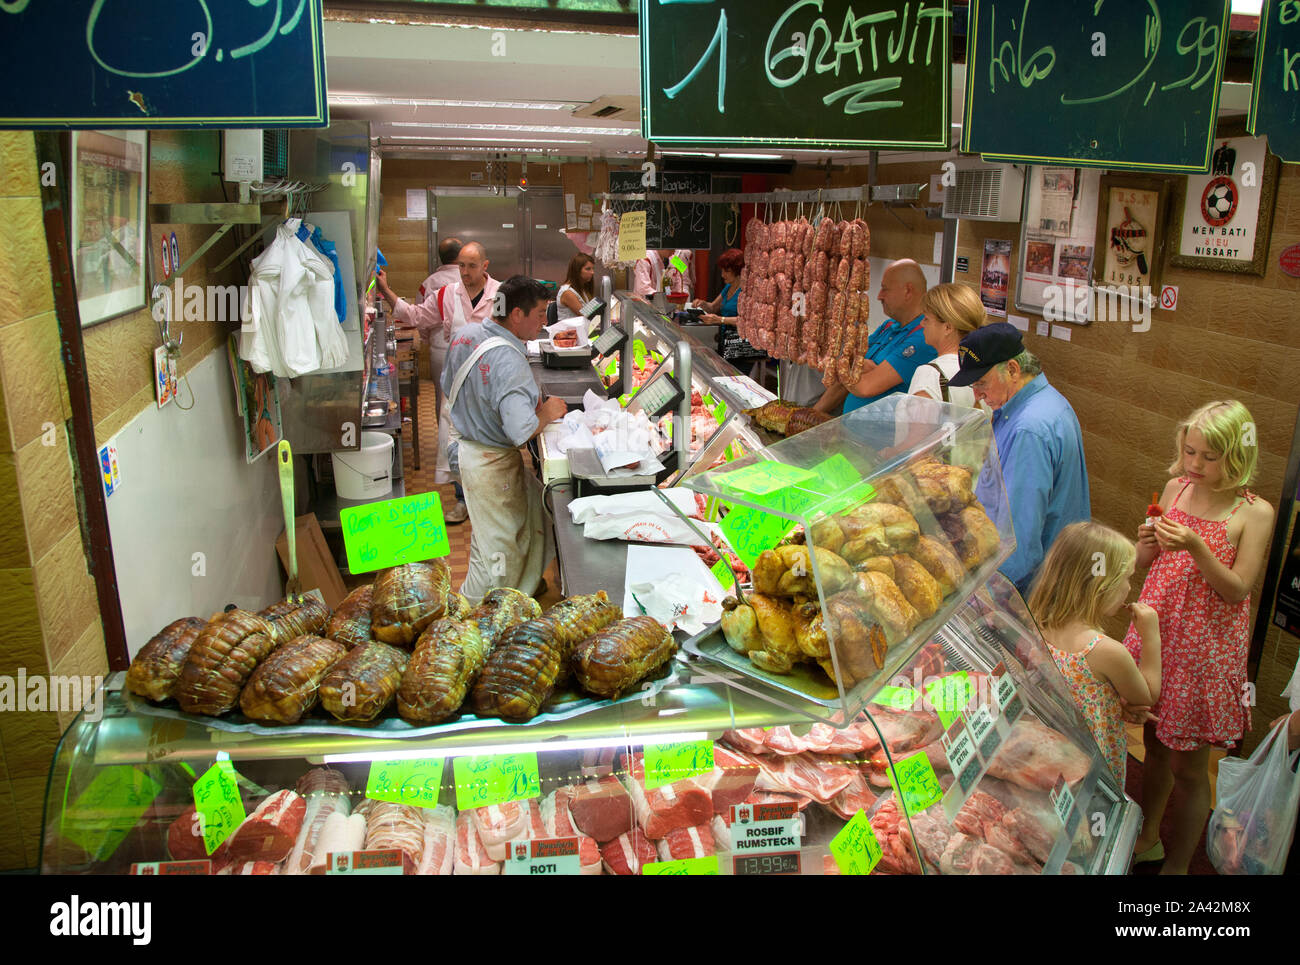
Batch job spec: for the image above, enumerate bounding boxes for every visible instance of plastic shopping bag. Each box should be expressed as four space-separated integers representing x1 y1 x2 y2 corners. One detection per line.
1205 719 1300 875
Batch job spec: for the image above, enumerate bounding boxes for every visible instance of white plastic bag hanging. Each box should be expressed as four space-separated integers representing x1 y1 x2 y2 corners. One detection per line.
1205 718 1300 875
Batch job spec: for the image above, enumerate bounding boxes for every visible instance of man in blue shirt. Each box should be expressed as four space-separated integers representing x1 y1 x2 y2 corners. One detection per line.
948 323 1091 596
813 259 936 416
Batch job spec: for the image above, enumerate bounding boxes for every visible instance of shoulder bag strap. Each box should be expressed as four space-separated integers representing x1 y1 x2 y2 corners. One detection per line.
926 362 950 403
447 336 524 410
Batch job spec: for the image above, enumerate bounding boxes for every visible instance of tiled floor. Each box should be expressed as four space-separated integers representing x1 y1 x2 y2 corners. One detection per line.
402 377 562 606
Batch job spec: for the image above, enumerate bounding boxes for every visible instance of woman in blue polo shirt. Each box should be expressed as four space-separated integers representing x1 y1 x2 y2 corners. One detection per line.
813 259 937 415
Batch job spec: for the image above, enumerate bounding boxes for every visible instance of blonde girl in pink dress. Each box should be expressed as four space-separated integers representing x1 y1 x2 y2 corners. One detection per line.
1125 400 1275 875
1029 522 1163 786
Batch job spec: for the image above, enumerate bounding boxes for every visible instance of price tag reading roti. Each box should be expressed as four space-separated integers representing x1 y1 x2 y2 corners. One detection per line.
454 753 541 810
503 837 581 876
643 855 719 875
643 740 714 790
889 751 944 816
829 809 882 875
193 759 245 855
366 758 445 807
341 490 451 574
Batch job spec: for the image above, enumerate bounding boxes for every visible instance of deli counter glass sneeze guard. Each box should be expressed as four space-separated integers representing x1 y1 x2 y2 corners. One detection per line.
40 348 1139 876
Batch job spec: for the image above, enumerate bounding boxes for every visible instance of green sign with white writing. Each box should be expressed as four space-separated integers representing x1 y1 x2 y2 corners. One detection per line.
963 0 1230 172
641 0 952 149
1249 0 1300 163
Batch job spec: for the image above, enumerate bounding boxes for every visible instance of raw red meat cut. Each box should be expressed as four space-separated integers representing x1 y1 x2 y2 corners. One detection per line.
623 765 714 839
284 786 350 875
656 824 717 862
567 774 633 842
952 791 1008 840
825 767 879 820
721 728 772 755
167 805 228 862
970 843 1016 875
359 800 425 871
544 788 602 875
1003 807 1057 864
939 831 980 875
744 789 813 811
987 717 1091 791
702 745 759 814
470 801 529 860
225 790 305 864
865 709 944 755
601 828 658 875
416 805 455 875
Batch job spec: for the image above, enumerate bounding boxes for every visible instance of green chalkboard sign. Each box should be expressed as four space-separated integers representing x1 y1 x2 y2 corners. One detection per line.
641 0 952 150
962 0 1230 172
1249 0 1300 163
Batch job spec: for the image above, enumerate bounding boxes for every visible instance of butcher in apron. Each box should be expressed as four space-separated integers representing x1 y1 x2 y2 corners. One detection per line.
442 275 568 601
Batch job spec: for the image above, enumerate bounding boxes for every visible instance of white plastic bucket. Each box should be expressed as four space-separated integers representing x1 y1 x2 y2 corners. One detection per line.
332 431 394 499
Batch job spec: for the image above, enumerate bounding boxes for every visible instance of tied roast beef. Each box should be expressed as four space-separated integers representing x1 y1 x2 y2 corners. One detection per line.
471 592 622 721
259 596 331 646
570 615 677 698
318 640 409 721
173 609 278 716
126 617 207 701
325 584 375 649
397 618 490 724
239 635 348 724
371 561 451 646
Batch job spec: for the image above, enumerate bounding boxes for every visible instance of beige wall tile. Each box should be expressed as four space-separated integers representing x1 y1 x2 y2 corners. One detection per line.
0 783 28 871
0 133 38 200
0 198 53 319
0 567 48 674
0 454 28 570
0 311 66 451
12 774 47 868
30 530 98 669
0 708 61 780
52 621 107 733
13 427 77 565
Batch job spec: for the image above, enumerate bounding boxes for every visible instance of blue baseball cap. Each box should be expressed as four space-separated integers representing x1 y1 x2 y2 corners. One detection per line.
948 322 1025 387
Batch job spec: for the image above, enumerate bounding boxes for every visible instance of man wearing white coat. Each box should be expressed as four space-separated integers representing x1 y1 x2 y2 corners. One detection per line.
377 241 499 522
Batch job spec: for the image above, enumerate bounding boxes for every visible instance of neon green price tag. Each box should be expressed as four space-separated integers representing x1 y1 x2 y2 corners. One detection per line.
818 481 878 517
340 490 451 575
713 400 728 425
670 254 688 273
889 751 945 817
618 393 632 408
830 809 882 875
718 460 816 496
454 753 541 810
62 766 163 861
603 358 617 378
710 558 735 589
643 740 714 790
811 453 861 492
719 504 797 569
870 686 921 711
643 855 719 875
366 758 445 807
633 339 648 367
193 759 245 855
924 671 975 729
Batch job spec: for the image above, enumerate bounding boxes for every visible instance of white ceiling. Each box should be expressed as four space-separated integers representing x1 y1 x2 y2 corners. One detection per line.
324 18 1255 165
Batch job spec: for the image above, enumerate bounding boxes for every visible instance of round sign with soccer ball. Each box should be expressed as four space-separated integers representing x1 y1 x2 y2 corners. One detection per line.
1201 176 1237 228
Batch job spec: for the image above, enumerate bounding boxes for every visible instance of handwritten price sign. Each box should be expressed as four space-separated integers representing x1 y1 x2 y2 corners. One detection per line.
63 765 163 861
717 460 816 496
924 671 975 728
341 490 450 574
453 753 541 811
366 758 445 807
193 760 245 855
643 855 719 875
890 751 945 817
643 740 714 790
718 504 795 569
830 809 882 875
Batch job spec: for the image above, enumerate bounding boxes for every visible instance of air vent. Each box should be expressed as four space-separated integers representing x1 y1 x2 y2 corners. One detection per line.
941 162 1025 222
263 130 289 180
573 95 639 122
592 105 622 118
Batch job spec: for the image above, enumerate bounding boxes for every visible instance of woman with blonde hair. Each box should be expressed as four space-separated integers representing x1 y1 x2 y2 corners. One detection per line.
1125 400 1276 873
907 282 988 407
1028 521 1162 785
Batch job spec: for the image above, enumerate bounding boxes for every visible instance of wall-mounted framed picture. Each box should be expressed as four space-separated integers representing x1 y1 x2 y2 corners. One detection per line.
1094 173 1170 299
1169 134 1280 276
1015 166 1103 323
70 129 148 327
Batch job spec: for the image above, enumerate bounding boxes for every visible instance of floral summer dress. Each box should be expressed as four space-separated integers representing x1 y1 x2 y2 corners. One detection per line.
1122 480 1254 751
1047 634 1128 783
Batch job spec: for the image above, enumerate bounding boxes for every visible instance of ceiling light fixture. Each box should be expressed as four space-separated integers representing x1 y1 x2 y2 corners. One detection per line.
384 135 591 144
331 94 582 111
386 121 636 136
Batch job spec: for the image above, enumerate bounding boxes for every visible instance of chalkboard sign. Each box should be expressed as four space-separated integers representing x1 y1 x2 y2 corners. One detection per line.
608 170 711 248
0 0 328 129
1249 0 1300 163
641 0 952 150
962 0 1230 173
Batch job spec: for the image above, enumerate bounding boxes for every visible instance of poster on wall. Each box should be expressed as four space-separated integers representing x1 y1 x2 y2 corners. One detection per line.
1016 167 1101 323
70 130 148 327
1272 507 1300 639
980 240 1011 317
1170 135 1280 276
227 335 282 463
1093 174 1170 298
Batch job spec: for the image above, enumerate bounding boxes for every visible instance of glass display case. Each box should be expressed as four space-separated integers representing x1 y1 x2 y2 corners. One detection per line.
40 393 1139 876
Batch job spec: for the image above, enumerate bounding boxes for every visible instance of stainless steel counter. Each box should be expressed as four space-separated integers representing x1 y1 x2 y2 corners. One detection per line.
549 480 628 600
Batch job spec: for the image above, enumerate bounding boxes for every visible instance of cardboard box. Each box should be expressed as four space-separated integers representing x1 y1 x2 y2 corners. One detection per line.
275 513 348 609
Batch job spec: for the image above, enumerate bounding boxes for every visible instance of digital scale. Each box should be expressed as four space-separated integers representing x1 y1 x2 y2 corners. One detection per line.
627 368 685 419
590 324 627 358
579 297 606 320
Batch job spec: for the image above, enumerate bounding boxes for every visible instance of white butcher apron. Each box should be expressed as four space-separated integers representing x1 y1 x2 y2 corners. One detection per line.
434 282 472 484
446 338 552 600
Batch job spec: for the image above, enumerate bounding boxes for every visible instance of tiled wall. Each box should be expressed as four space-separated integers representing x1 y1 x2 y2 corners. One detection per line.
0 131 102 871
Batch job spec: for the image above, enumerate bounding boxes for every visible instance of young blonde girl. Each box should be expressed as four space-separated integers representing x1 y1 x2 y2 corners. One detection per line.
1028 522 1162 785
1125 400 1275 874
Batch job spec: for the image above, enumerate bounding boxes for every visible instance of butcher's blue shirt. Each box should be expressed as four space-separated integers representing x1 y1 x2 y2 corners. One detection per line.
842 314 934 413
975 373 1091 595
